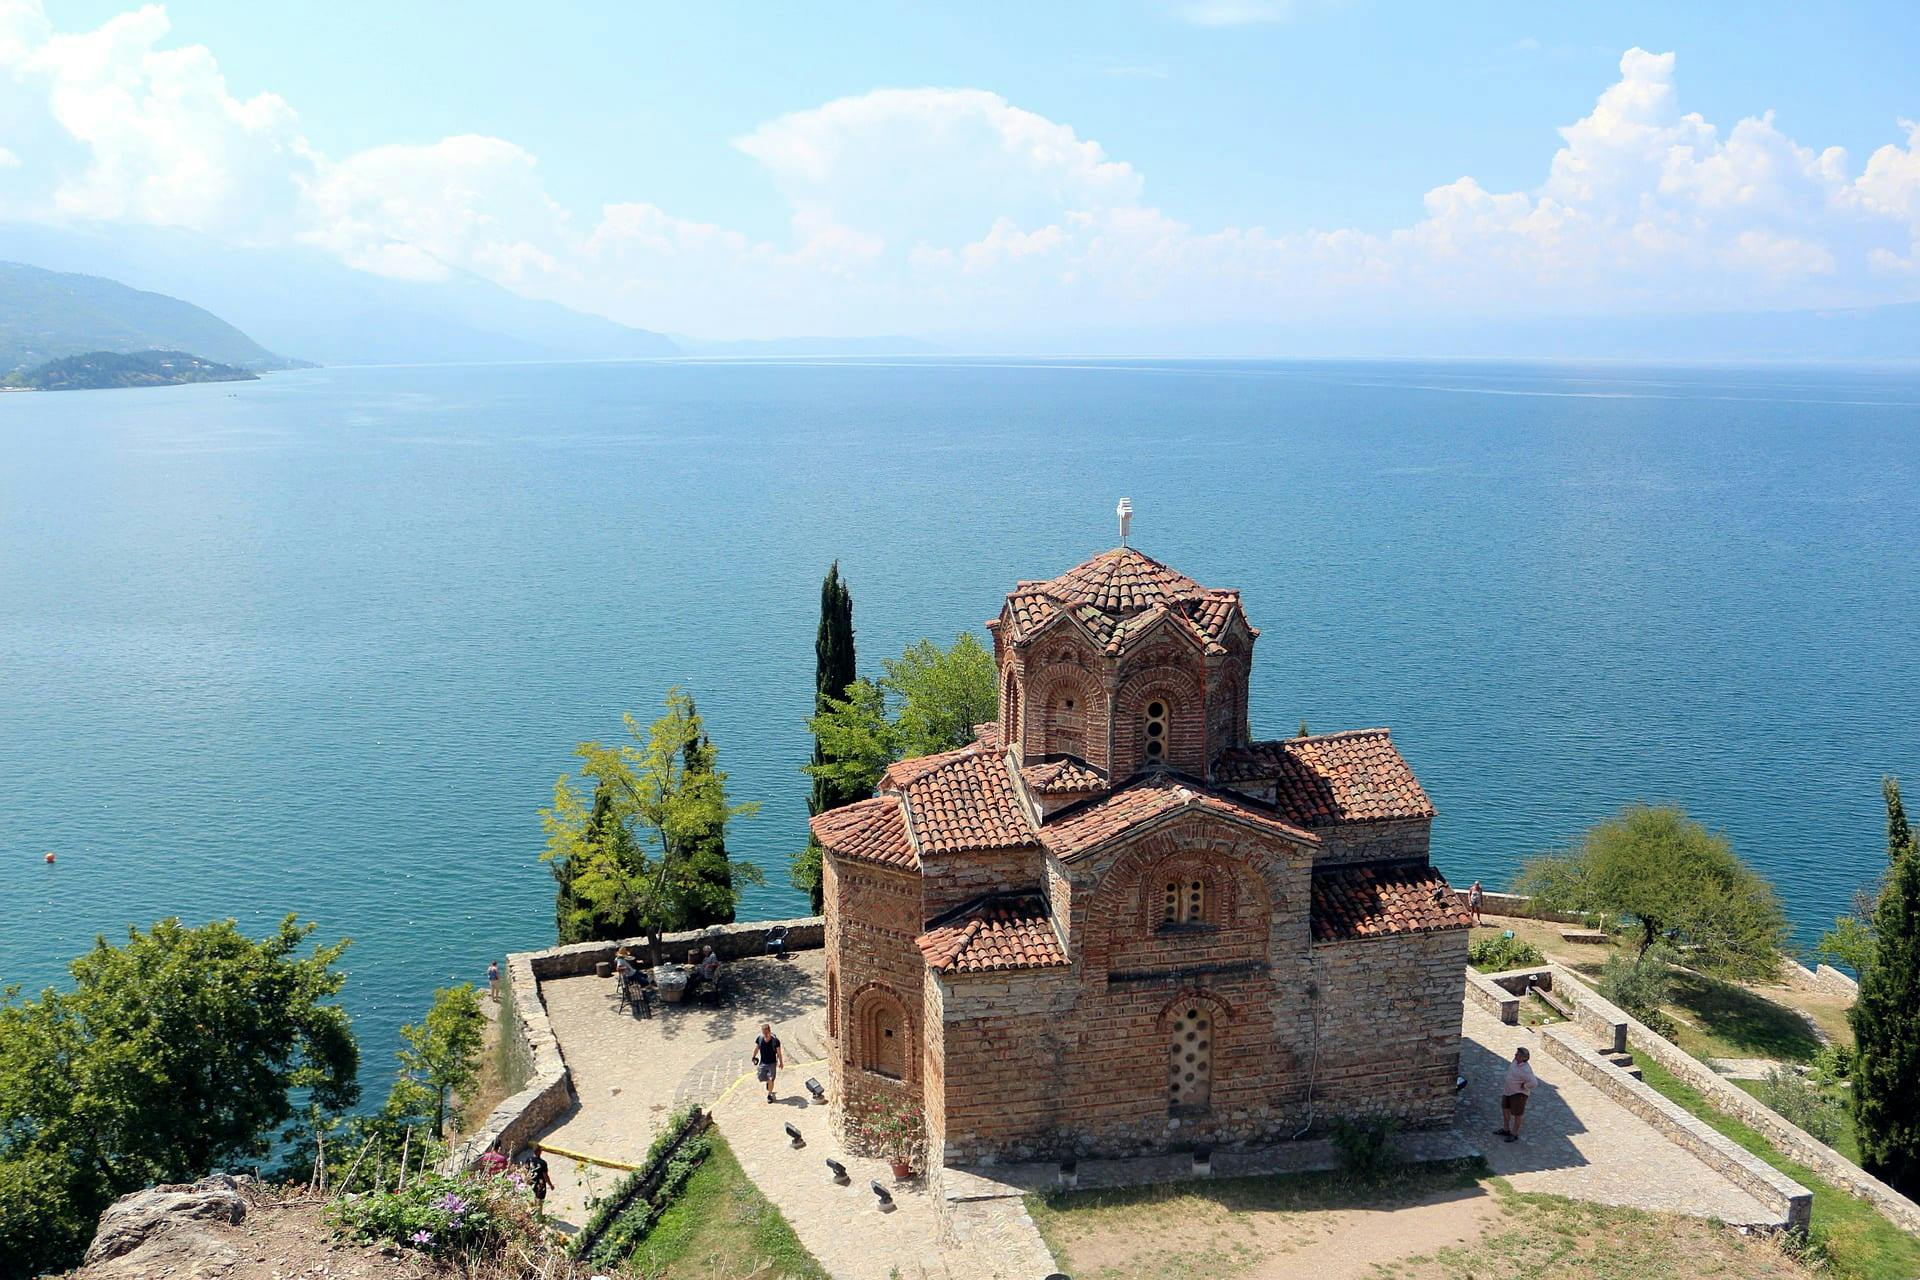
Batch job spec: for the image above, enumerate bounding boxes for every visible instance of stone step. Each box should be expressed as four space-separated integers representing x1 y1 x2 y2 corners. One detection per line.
1560 928 1610 944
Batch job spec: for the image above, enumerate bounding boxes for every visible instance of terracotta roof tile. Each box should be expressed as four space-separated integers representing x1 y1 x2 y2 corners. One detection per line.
880 744 980 792
900 749 1036 855
1040 773 1318 862
1311 863 1471 942
1217 730 1435 825
1021 756 1108 794
998 548 1244 654
917 896 1068 974
810 796 916 871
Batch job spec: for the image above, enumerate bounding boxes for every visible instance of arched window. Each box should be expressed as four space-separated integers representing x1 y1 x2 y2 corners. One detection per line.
1160 875 1207 927
826 966 839 1038
1047 686 1085 756
1144 700 1168 762
856 990 908 1079
1004 671 1021 749
1168 1004 1213 1111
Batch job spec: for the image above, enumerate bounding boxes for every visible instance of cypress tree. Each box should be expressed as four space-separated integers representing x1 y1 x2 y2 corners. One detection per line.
1852 832 1920 1195
797 562 859 914
679 699 737 926
1888 777 1915 863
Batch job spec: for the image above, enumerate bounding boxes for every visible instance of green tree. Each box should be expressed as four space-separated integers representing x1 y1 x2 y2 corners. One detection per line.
0 917 358 1275
1852 836 1920 1195
396 984 485 1141
1819 777 1917 974
1515 804 1787 980
796 562 861 914
541 688 761 950
803 633 998 801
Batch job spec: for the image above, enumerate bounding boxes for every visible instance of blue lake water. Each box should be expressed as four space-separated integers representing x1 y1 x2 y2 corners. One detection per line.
3 357 1918 1089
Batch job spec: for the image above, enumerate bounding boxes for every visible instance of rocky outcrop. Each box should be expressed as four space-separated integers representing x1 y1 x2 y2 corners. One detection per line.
83 1174 248 1265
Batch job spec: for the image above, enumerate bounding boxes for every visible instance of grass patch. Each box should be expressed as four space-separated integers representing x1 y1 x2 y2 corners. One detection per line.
623 1132 827 1280
1027 1160 1485 1280
1401 1179 1810 1279
1665 969 1824 1064
1638 1056 1920 1280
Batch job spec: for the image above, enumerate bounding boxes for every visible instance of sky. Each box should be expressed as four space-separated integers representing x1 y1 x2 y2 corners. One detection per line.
3 1 1920 340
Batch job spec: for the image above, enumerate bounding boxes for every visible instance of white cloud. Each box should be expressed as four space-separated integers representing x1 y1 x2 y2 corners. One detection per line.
1 5 1917 338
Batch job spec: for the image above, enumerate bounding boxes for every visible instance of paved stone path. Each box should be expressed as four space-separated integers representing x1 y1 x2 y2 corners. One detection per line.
533 951 827 1228
1460 1003 1776 1223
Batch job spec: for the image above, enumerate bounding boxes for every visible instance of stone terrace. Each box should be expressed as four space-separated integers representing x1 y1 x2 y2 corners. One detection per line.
532 956 1784 1274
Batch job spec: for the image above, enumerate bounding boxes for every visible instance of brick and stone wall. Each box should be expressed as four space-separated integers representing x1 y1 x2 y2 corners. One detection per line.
921 842 1043 919
1310 818 1431 867
1307 928 1466 1129
826 853 929 1144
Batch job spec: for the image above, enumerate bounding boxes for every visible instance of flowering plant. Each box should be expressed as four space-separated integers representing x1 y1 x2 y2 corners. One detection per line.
328 1170 528 1259
857 1096 926 1166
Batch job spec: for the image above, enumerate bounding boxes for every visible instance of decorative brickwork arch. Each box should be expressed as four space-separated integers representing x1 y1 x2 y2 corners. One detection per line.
850 983 914 1082
1002 667 1022 750
1115 667 1205 776
1159 991 1232 1114
1026 662 1106 766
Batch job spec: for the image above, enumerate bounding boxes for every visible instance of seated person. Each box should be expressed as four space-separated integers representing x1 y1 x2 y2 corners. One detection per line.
613 949 637 982
697 947 721 984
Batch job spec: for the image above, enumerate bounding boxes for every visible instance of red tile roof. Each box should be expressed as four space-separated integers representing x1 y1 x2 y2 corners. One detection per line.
917 896 1068 974
998 548 1244 655
880 744 979 792
1310 863 1471 942
810 796 916 871
1020 756 1108 794
1040 773 1318 862
1216 730 1435 825
899 749 1036 855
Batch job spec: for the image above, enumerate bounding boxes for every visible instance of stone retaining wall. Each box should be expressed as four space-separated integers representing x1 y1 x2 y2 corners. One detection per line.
1476 890 1585 924
442 916 824 1174
1464 965 1554 1024
1547 963 1920 1235
1540 1025 1811 1231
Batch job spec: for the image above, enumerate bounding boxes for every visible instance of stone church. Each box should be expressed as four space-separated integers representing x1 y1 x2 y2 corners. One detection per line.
811 538 1471 1165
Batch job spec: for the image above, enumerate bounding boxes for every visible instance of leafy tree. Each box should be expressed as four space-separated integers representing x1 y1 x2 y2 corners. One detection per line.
1819 777 1917 974
804 633 998 801
541 688 761 951
396 984 485 1140
1515 804 1787 980
0 917 358 1275
1852 836 1920 1194
796 562 861 914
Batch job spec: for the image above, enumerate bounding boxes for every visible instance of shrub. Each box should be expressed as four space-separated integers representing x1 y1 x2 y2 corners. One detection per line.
329 1171 520 1260
1809 1042 1855 1086
1331 1116 1398 1185
1600 950 1679 1038
1754 1067 1846 1146
1468 934 1545 972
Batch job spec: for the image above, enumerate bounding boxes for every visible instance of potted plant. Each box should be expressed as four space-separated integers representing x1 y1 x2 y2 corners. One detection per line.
859 1098 925 1180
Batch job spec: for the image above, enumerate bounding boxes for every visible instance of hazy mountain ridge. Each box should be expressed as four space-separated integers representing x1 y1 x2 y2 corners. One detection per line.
0 260 292 373
0 223 679 367
6 349 259 391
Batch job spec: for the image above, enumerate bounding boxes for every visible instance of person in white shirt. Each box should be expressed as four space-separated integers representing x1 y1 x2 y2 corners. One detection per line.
1496 1046 1537 1143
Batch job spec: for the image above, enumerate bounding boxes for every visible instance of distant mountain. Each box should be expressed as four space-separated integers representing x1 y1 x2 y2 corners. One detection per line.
5 349 258 391
0 261 294 374
671 334 944 357
0 223 678 367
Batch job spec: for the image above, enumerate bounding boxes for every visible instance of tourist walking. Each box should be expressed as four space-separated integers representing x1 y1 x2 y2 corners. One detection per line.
1467 880 1484 925
1495 1046 1536 1143
487 959 500 1000
527 1147 554 1215
753 1022 785 1103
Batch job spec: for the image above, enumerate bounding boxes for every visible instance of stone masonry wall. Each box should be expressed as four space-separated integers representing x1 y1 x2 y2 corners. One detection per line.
827 853 927 1145
935 967 1077 1162
1311 818 1432 867
920 842 1043 920
1308 928 1466 1129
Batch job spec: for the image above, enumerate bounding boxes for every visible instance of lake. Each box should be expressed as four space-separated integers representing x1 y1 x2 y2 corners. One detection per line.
3 357 1917 1087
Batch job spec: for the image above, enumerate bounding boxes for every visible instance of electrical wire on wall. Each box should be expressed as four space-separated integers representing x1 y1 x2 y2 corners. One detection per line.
1293 964 1320 1139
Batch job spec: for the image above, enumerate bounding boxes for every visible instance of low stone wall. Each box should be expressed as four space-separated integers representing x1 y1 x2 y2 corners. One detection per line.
1540 1025 1811 1231
1464 969 1519 1023
1465 965 1555 1024
443 915 825 1174
1538 964 1628 1055
1477 890 1585 924
525 915 824 979
1548 964 1920 1235
1815 964 1859 998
